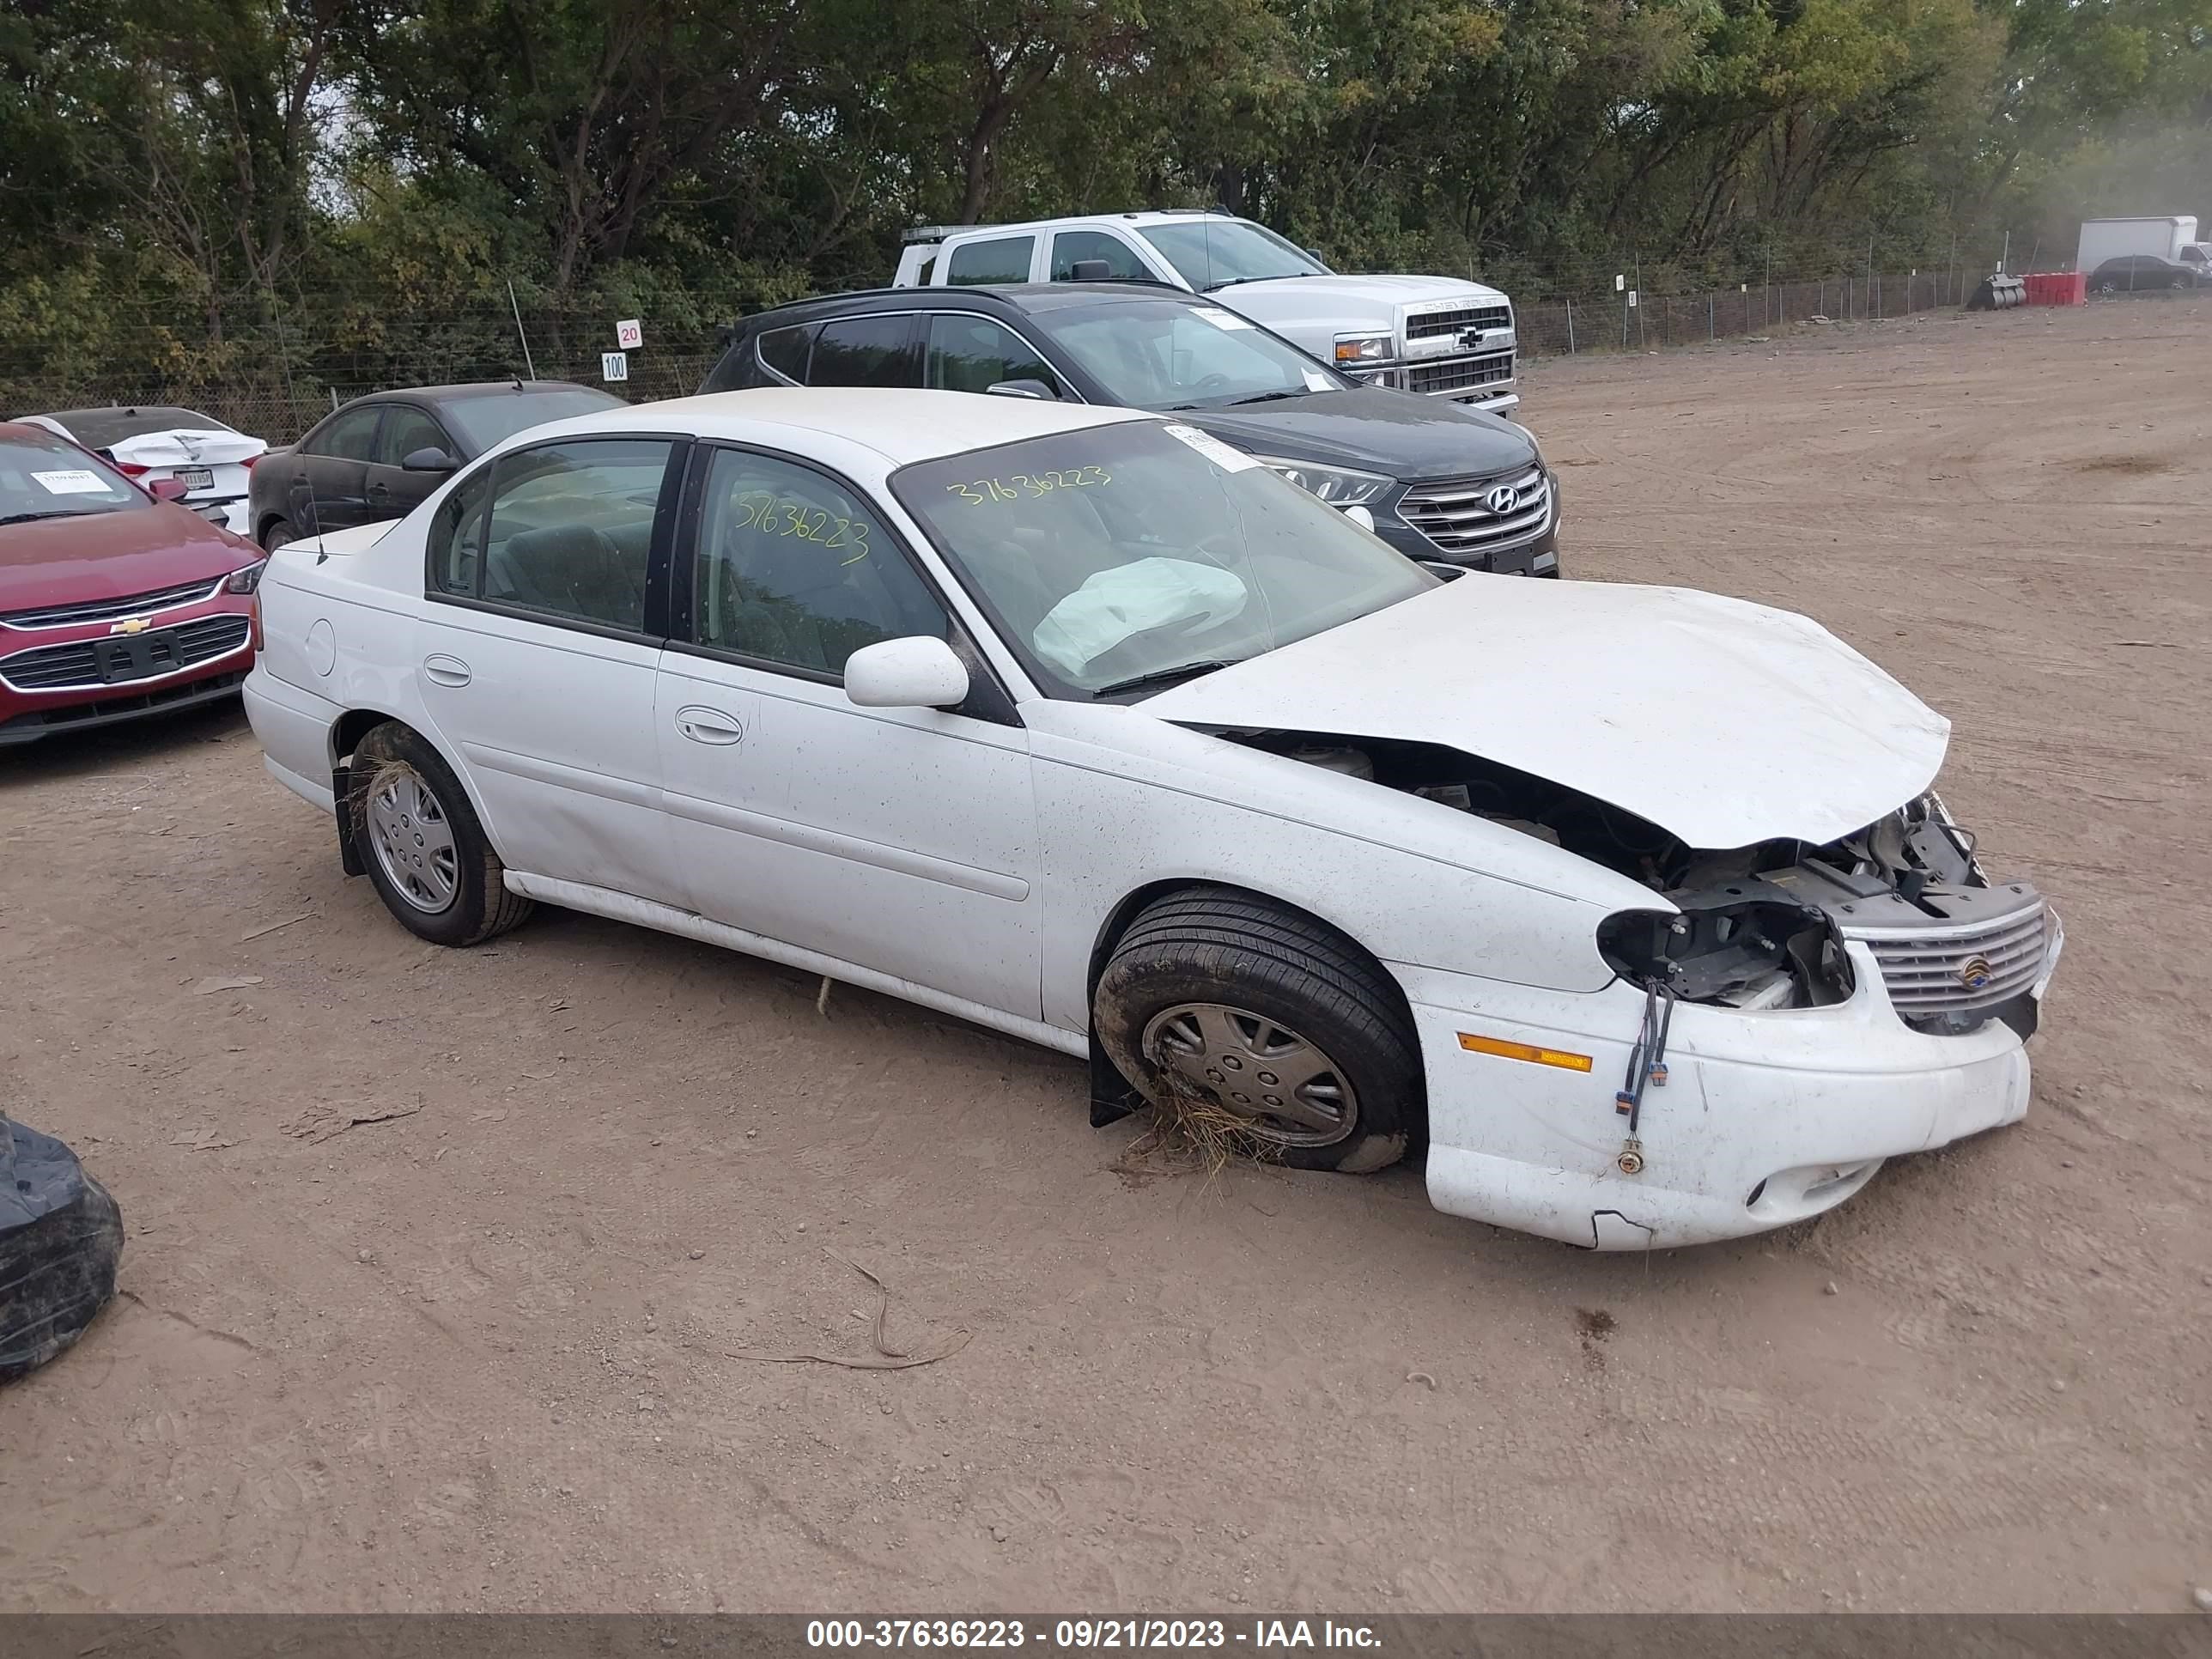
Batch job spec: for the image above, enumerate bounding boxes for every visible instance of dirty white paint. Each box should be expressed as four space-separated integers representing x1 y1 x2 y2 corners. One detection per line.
243 388 2043 1250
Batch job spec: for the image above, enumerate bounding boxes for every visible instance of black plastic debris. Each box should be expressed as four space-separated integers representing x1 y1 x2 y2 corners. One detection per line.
0 1116 124 1382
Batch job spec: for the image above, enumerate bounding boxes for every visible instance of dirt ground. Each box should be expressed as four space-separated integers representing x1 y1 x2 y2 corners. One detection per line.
3 297 2207 1614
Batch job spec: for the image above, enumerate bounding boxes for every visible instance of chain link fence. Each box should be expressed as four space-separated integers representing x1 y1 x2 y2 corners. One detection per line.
2 260 2004 444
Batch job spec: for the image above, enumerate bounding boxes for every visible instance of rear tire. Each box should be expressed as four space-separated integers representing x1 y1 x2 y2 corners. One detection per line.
1092 887 1423 1174
348 722 532 947
261 519 296 550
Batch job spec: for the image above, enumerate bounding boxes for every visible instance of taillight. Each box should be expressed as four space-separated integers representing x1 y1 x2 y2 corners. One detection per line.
241 453 259 471
250 592 264 653
111 460 151 477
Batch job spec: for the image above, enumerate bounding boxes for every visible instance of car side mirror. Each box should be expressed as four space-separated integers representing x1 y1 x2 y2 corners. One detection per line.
146 477 190 501
1342 504 1376 533
402 447 459 473
985 379 1058 400
844 636 970 709
1068 259 1113 282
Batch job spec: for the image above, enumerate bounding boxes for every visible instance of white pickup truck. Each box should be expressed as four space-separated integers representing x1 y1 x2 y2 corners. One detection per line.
892 210 1521 415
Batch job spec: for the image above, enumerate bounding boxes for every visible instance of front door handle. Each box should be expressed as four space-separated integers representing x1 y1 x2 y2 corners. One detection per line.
675 705 744 745
423 653 471 688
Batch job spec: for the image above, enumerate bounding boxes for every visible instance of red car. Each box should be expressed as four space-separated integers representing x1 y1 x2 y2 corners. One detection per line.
0 421 265 746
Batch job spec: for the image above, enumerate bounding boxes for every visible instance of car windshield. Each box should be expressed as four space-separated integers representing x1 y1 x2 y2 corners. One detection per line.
441 387 628 452
34 406 230 447
891 421 1433 697
0 431 145 523
1138 219 1329 291
1029 297 1350 410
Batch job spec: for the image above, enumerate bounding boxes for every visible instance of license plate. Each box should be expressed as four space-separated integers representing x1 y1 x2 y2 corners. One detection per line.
177 466 214 491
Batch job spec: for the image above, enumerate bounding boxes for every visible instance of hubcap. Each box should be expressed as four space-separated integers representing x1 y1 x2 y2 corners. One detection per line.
1140 1002 1358 1148
365 763 459 915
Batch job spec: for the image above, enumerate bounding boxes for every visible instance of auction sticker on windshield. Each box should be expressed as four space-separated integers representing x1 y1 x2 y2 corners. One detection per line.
1161 424 1260 472
1192 306 1256 331
32 470 109 495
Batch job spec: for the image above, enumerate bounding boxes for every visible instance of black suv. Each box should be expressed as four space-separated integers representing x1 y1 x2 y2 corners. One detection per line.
702 284 1559 575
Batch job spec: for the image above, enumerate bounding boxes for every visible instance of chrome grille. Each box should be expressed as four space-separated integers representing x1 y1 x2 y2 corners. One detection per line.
1407 304 1511 340
1 575 225 630
1851 902 2052 1016
0 612 248 692
1398 465 1552 555
1407 352 1515 397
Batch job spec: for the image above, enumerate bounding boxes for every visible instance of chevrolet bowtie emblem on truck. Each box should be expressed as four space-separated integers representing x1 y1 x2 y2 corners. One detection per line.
1460 327 1488 349
1485 484 1520 515
1957 954 1995 991
109 617 151 635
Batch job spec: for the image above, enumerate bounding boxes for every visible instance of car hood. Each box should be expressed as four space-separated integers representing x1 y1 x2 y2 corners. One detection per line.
1223 273 1508 307
0 505 257 614
1144 575 1949 849
1185 387 1538 483
103 428 266 467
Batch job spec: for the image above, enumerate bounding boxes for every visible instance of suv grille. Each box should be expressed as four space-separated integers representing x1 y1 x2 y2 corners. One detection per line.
1398 465 1551 555
1407 354 1516 397
1850 902 2052 1017
1 575 225 630
1406 304 1511 340
0 612 249 691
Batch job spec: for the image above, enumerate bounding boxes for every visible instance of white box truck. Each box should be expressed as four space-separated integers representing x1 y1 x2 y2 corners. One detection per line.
2075 216 2210 270
892 210 1521 414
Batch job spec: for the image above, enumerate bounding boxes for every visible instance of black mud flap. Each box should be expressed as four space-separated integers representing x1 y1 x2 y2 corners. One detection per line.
0 1118 125 1383
1089 1031 1142 1128
332 763 366 878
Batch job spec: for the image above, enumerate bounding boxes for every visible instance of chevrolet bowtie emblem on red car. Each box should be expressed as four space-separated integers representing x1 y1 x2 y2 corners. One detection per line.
109 617 151 635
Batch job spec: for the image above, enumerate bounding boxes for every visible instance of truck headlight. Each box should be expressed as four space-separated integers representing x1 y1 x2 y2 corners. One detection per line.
1257 458 1395 507
1332 333 1392 364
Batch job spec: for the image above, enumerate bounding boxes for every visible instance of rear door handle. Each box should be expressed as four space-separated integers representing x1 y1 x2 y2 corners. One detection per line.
675 705 744 745
423 653 471 688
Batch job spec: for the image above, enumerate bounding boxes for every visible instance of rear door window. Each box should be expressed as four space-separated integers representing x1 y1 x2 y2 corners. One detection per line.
808 315 921 388
945 236 1036 286
477 438 677 633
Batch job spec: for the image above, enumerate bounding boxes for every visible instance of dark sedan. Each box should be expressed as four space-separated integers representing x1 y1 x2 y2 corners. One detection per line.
249 380 626 550
702 284 1559 574
2089 254 2204 295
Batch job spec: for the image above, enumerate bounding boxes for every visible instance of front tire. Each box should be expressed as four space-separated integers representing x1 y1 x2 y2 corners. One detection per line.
1093 887 1423 1174
348 722 532 947
261 518 297 551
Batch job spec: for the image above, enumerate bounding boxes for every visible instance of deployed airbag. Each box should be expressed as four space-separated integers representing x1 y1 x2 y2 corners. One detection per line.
1032 557 1249 677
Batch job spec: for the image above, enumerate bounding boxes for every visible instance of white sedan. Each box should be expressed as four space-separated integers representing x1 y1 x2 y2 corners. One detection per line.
19 404 267 536
242 389 2060 1249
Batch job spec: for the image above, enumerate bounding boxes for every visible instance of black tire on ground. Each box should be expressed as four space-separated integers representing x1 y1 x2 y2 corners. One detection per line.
347 721 533 947
261 518 296 551
1092 886 1424 1174
0 1119 125 1385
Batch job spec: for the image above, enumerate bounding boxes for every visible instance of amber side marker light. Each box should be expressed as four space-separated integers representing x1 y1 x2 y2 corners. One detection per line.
1458 1032 1594 1073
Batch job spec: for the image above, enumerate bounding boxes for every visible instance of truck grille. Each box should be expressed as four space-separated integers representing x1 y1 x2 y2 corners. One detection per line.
0 612 249 691
1398 465 1551 556
1851 902 2053 1017
1 575 226 631
1407 304 1512 340
1407 352 1515 398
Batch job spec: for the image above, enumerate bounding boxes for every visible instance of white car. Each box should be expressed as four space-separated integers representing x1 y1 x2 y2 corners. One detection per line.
242 389 2060 1249
18 405 266 536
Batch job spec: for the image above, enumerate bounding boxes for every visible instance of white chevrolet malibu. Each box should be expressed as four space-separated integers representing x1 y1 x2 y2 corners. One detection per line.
244 389 2060 1249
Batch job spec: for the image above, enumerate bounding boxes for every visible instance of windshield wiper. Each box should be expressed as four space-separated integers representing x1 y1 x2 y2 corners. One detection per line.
0 510 102 526
1228 390 1307 405
1091 659 1244 699
1200 272 1309 293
